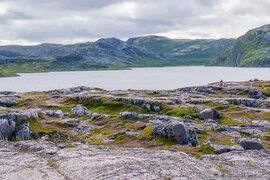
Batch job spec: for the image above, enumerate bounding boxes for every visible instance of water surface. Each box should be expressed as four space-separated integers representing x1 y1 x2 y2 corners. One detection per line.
0 66 270 92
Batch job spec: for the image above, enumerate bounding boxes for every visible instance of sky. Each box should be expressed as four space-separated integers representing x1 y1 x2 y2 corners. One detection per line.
0 0 269 45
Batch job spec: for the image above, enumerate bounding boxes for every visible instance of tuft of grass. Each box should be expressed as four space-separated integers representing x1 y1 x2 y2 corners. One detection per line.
157 137 176 146
199 144 215 154
139 125 153 140
114 134 137 145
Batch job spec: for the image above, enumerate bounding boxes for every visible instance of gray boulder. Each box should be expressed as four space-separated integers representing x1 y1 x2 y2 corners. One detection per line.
71 105 91 117
199 108 219 120
16 123 31 140
239 138 264 150
44 110 64 118
0 119 16 141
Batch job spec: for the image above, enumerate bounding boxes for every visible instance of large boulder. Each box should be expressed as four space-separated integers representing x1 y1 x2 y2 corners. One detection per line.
71 105 91 117
239 138 264 150
152 120 198 146
0 119 16 141
199 108 219 120
16 123 31 140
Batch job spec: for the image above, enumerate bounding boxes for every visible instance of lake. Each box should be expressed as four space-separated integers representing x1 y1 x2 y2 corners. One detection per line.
0 66 270 92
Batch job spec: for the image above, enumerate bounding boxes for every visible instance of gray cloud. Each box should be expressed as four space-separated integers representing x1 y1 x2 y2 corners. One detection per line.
0 0 269 45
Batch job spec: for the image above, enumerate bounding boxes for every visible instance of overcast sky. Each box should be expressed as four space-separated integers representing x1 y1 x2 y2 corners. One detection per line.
0 0 269 45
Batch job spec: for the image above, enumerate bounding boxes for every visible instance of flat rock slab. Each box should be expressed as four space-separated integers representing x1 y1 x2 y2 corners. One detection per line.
0 141 270 180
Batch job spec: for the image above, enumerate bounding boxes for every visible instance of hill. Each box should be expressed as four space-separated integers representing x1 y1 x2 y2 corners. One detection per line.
211 24 270 67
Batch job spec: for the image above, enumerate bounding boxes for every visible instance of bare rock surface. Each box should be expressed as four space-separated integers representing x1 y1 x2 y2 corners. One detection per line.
0 140 270 180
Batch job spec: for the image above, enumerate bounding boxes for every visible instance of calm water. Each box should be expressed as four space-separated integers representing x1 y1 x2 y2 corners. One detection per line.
0 66 270 92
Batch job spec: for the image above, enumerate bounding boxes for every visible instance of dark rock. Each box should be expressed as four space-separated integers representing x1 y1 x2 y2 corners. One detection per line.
239 138 264 150
210 143 244 154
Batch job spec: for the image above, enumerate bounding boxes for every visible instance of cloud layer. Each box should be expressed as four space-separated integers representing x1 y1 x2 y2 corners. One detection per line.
0 0 269 45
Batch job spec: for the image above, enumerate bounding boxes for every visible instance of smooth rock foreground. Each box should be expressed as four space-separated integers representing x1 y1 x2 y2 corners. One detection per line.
0 141 269 180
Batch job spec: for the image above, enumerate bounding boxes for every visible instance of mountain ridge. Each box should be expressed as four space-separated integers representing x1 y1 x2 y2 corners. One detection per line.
0 35 235 73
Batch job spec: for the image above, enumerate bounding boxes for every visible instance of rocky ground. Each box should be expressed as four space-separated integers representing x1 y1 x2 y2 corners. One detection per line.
0 80 270 179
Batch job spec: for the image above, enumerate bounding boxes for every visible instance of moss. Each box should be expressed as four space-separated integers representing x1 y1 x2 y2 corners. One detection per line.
18 146 30 153
0 70 18 77
219 117 244 126
215 163 229 174
20 118 56 135
139 126 153 140
48 121 72 128
66 145 78 149
87 139 105 146
68 97 152 115
161 105 199 118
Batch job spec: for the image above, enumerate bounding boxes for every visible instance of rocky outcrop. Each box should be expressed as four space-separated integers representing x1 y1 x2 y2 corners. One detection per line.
1 141 270 179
